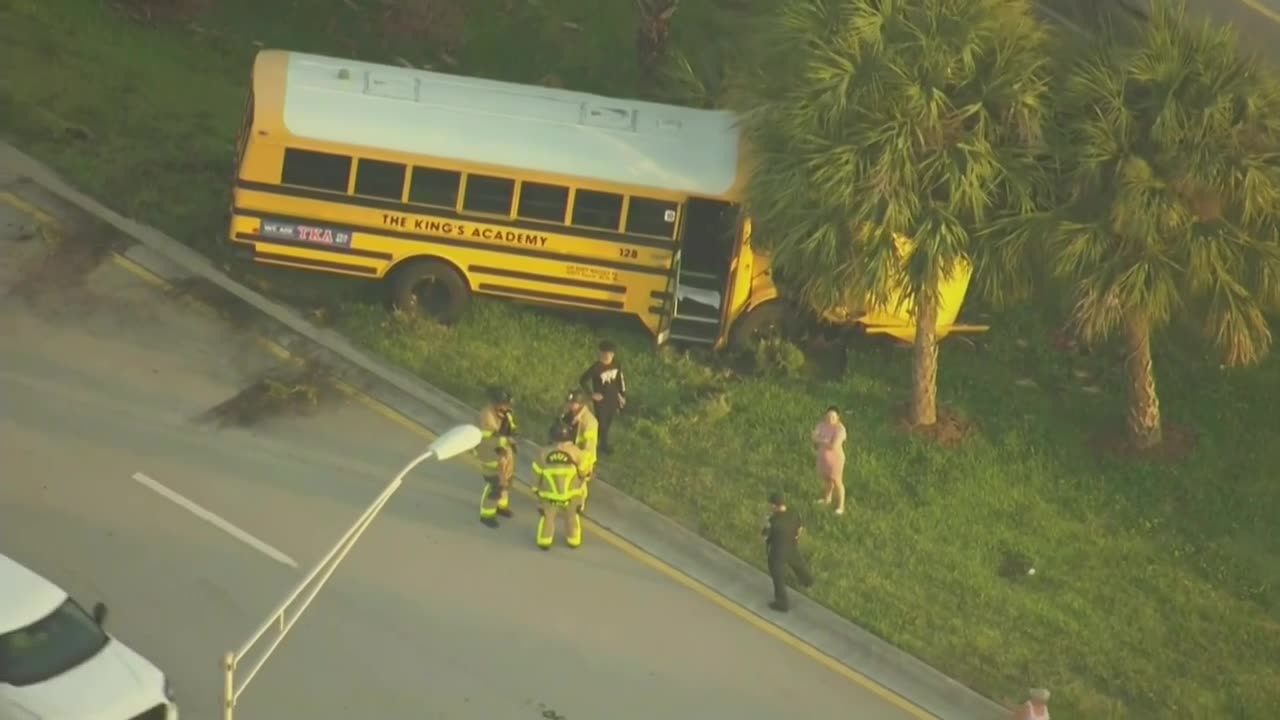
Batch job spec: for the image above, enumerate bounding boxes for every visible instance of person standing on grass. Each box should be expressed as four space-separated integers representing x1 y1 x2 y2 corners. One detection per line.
578 340 627 455
812 405 848 514
762 491 813 612
1011 688 1051 720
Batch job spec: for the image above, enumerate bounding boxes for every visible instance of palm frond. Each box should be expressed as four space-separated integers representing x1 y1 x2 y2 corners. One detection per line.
1049 0 1280 366
730 0 1051 317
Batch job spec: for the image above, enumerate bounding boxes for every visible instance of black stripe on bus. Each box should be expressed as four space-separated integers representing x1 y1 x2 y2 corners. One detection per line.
477 284 625 310
234 232 393 260
235 180 677 250
650 289 670 302
468 265 625 295
254 251 378 275
648 304 665 315
233 207 671 279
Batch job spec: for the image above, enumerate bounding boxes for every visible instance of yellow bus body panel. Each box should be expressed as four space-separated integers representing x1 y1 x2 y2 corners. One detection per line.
233 49 987 349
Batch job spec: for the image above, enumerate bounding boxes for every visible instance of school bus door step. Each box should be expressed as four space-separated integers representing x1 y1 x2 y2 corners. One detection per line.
668 269 724 344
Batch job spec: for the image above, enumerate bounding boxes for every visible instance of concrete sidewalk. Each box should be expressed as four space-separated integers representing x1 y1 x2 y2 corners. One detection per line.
0 142 1011 720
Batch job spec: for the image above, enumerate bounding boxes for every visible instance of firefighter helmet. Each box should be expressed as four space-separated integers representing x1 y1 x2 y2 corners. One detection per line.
549 422 575 444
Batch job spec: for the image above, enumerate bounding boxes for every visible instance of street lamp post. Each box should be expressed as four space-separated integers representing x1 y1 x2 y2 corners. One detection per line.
220 423 483 720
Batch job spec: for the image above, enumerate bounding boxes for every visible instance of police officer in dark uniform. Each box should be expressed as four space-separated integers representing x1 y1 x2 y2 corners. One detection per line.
762 491 814 612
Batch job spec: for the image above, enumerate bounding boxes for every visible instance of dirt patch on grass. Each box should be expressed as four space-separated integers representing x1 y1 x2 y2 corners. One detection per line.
895 405 975 447
199 364 341 428
1092 422 1197 465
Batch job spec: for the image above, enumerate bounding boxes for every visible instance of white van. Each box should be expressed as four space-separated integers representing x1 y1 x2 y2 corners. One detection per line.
0 553 179 720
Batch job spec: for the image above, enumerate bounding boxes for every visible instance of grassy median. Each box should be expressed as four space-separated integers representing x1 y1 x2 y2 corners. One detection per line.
3 1 1279 716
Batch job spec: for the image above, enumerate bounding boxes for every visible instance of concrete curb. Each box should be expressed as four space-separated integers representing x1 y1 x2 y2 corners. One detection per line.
0 142 1009 720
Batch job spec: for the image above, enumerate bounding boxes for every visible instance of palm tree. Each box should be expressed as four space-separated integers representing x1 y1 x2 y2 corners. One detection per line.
636 0 681 90
1034 2 1280 448
729 0 1051 426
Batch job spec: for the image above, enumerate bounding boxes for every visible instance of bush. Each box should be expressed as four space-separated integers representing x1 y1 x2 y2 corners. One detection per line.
751 337 806 378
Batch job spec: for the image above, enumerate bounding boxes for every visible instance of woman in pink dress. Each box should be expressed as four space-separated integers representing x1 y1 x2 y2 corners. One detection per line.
812 405 848 515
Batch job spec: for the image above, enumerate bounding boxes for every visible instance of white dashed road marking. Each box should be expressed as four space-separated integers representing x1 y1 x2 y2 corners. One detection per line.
130 471 299 568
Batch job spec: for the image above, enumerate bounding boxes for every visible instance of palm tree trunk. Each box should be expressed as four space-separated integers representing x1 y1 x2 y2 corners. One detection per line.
1123 314 1162 448
910 287 940 426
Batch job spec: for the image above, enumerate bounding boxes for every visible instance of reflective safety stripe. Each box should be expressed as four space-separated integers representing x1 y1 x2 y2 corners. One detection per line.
479 484 497 518
532 459 579 503
576 424 599 464
539 470 579 502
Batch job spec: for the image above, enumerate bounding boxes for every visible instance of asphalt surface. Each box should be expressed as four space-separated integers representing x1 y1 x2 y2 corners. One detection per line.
1068 0 1280 64
0 195 921 720
1180 0 1280 62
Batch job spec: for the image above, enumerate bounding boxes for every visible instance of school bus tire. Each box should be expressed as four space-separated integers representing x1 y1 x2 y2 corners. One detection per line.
728 300 793 353
388 258 471 324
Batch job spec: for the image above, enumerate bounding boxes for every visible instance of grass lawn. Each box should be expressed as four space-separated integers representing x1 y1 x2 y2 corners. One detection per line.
3 0 1279 716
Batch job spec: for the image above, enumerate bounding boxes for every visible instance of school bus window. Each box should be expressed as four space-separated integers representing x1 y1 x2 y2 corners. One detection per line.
281 148 352 193
354 159 407 201
517 182 569 223
462 174 515 216
571 189 623 231
408 167 461 209
625 197 679 239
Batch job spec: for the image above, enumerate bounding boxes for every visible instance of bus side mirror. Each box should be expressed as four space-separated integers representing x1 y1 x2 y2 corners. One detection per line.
91 602 108 626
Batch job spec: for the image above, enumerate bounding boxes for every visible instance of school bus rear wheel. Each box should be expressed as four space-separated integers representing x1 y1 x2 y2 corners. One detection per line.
389 259 470 324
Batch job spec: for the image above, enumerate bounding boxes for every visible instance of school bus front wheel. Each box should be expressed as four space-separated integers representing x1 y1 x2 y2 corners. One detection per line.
389 258 471 324
728 301 794 353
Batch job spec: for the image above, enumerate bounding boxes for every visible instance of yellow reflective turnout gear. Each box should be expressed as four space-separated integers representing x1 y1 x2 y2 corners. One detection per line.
531 442 585 548
479 404 518 454
479 405 517 521
566 406 599 510
479 448 515 521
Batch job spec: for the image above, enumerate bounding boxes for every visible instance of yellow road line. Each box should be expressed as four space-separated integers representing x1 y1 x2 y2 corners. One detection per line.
0 191 59 227
1241 0 1280 24
17 211 932 718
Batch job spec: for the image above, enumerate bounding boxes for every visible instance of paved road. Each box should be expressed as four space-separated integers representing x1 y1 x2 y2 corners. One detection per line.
1180 0 1280 62
1069 0 1280 63
0 194 922 719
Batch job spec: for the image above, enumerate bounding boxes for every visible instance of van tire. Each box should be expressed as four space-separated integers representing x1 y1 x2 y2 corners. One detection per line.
389 259 470 324
728 300 792 353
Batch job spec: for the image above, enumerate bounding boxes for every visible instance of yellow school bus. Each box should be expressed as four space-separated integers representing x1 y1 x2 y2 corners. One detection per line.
230 50 987 349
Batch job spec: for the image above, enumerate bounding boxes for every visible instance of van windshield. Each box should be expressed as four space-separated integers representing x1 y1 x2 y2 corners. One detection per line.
0 599 110 686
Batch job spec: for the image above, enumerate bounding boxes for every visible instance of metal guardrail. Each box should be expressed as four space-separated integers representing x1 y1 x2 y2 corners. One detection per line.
220 424 483 720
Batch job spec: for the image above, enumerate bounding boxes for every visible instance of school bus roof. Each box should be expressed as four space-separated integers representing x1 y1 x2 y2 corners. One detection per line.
253 50 745 198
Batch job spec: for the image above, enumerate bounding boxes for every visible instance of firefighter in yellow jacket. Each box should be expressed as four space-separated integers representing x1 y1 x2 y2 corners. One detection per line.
479 445 515 528
478 387 518 525
562 390 600 511
531 422 587 549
